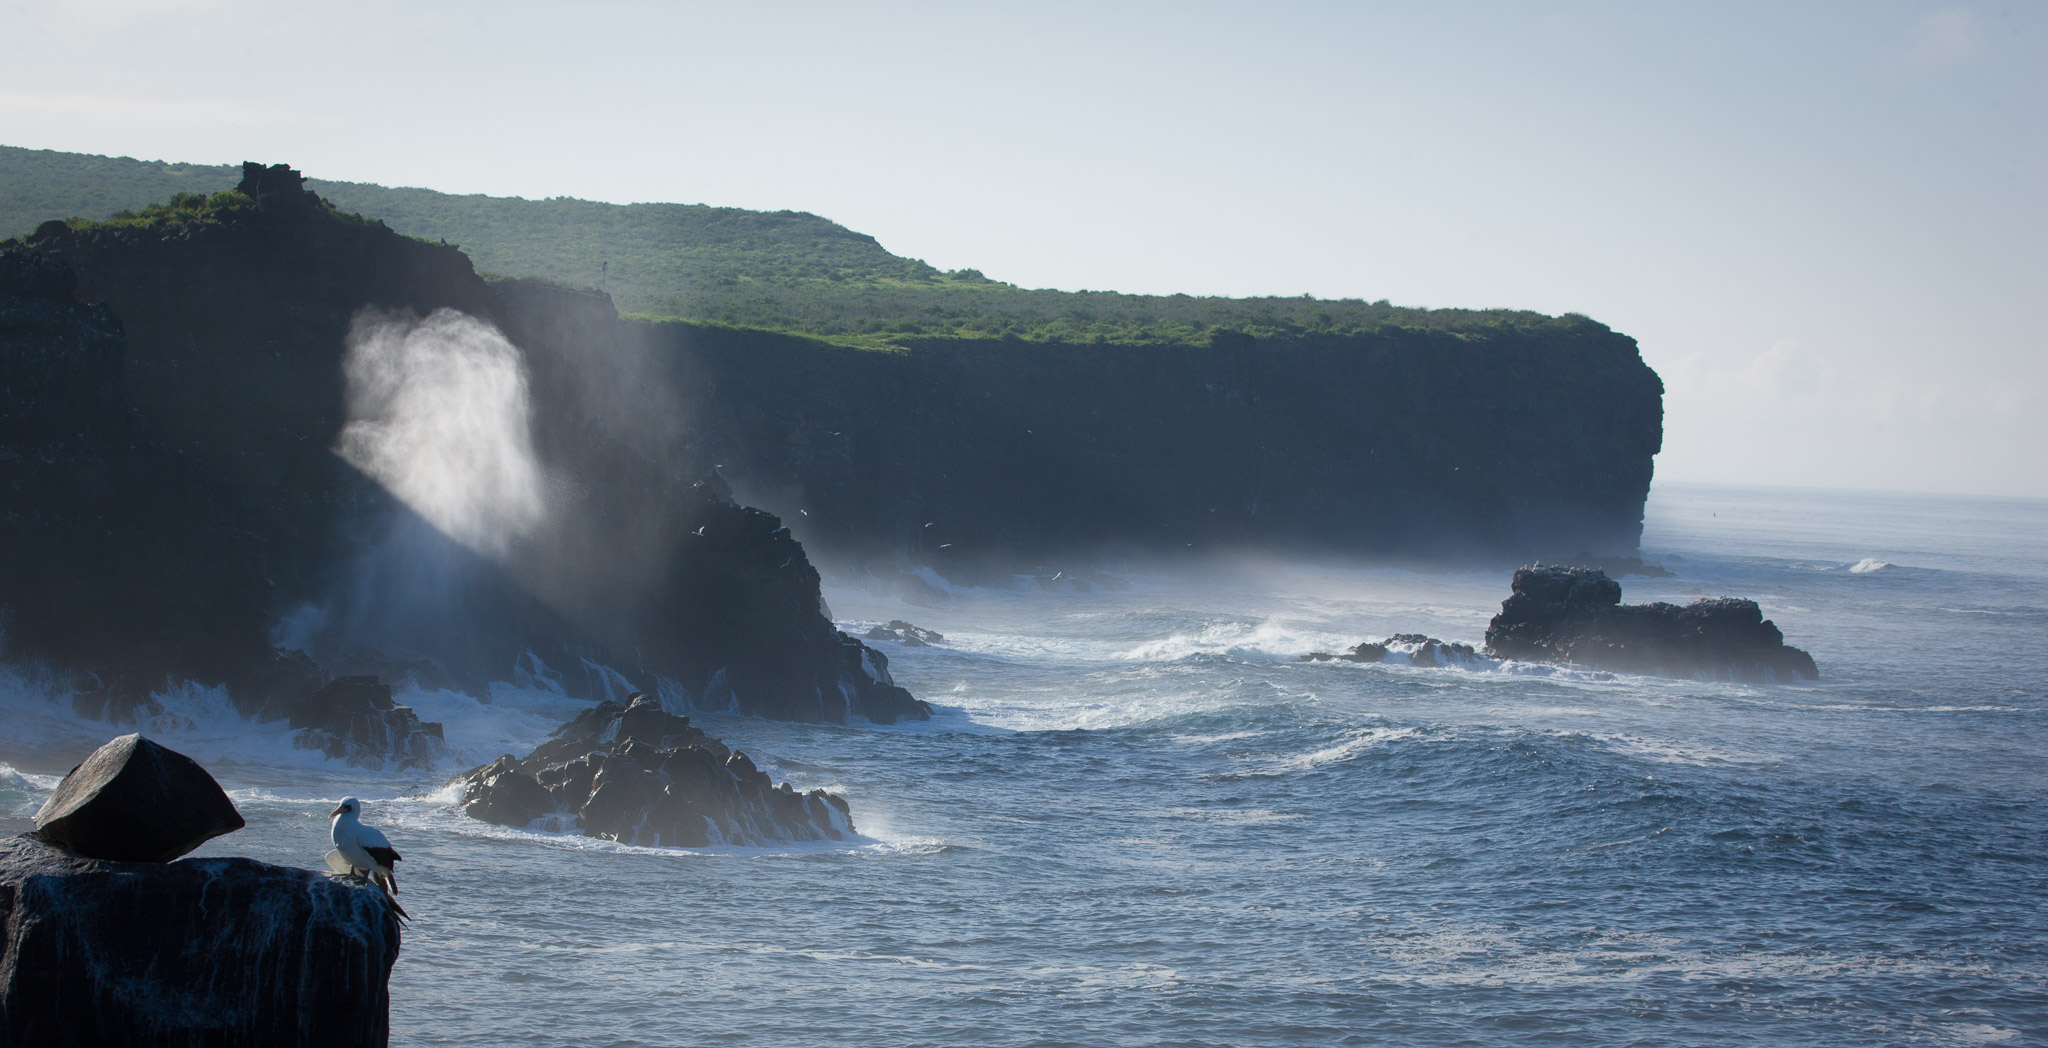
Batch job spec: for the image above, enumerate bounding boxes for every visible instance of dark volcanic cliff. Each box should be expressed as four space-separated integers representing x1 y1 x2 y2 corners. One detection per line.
632 319 1662 571
2 164 923 727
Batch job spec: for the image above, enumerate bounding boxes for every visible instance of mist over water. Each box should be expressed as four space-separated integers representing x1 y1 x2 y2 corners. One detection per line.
337 308 545 560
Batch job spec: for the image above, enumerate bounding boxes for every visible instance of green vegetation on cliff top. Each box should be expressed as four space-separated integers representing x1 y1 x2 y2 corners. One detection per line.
2 145 1605 346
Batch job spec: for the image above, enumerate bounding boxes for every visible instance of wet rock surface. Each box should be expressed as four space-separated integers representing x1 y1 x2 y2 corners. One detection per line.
1301 634 1482 668
32 733 245 862
864 619 945 647
835 634 930 724
1484 565 1819 682
458 693 854 847
0 833 400 1048
286 675 447 770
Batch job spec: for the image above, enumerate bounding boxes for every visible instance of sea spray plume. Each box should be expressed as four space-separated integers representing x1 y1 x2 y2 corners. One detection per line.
337 308 546 559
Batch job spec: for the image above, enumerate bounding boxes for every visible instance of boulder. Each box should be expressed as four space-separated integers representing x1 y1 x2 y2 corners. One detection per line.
1484 565 1819 682
33 734 244 862
457 693 854 847
0 833 399 1047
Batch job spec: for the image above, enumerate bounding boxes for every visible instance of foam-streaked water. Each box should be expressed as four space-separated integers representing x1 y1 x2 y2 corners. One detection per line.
2 482 2044 1046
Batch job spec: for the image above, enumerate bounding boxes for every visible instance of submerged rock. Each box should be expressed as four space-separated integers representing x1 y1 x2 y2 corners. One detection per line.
864 619 945 646
1300 634 1482 668
0 833 400 1047
457 693 854 847
1483 565 1819 682
33 733 244 862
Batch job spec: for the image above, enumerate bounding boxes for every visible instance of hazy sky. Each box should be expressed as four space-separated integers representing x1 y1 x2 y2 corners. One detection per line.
3 1 2042 498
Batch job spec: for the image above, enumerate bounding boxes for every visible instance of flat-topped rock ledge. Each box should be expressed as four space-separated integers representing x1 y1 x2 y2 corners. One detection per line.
1484 565 1819 682
459 693 854 847
0 835 399 1048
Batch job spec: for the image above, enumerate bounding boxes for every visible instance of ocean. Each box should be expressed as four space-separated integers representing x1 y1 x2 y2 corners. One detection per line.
2 481 2044 1046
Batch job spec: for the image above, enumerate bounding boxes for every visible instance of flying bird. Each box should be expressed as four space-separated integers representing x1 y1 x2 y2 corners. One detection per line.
329 796 409 922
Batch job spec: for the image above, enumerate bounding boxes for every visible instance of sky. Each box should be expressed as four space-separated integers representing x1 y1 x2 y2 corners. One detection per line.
2 1 2042 498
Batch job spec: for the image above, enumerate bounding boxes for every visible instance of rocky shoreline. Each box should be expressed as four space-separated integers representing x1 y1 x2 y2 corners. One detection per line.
1 163 926 764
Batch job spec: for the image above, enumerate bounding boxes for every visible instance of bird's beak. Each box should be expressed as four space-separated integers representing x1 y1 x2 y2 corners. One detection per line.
328 805 345 817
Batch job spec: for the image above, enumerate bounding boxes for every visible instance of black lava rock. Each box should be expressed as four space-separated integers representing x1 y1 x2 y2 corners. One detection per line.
284 675 446 770
0 833 400 1047
1299 635 1478 667
32 734 244 862
864 619 945 646
1483 565 1819 682
458 693 854 847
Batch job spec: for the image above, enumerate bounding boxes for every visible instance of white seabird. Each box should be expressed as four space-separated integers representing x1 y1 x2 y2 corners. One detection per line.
328 796 409 922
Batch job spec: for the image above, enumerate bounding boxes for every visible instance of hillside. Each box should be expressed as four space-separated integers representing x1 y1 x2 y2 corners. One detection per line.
3 145 1582 345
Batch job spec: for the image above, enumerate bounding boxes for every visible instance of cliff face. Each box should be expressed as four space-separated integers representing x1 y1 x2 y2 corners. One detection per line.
637 321 1663 571
3 164 923 726
0 833 401 1047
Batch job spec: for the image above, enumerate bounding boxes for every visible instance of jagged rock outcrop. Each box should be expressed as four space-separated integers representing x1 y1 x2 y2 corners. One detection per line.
1300 634 1484 668
1484 565 1819 682
2 164 925 744
0 834 400 1047
458 693 854 847
864 620 944 646
32 733 244 861
287 675 446 770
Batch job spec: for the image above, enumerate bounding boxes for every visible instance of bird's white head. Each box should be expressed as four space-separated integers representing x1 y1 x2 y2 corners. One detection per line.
329 796 361 820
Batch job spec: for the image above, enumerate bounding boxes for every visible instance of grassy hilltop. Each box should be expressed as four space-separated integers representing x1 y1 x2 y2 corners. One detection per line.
2 144 1592 347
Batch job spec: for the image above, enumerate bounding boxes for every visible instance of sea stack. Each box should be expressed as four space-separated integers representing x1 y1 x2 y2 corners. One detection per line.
1483 565 1820 682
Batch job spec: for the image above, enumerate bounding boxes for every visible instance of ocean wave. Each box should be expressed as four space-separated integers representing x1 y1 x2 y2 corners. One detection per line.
1586 731 1785 767
0 762 58 818
1260 725 1424 774
401 800 924 861
1849 558 1893 574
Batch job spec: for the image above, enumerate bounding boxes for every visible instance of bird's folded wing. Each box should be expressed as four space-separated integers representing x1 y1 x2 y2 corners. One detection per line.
365 846 402 868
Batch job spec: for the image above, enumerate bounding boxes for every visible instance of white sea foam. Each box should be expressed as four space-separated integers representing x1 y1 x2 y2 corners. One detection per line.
1588 731 1785 767
1850 558 1893 574
397 682 595 768
1117 615 1346 663
0 762 58 817
388 795 913 861
1263 725 1423 774
1163 806 1306 826
0 670 343 776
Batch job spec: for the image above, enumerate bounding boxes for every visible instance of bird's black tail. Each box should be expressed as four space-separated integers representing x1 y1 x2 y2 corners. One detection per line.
373 876 411 924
